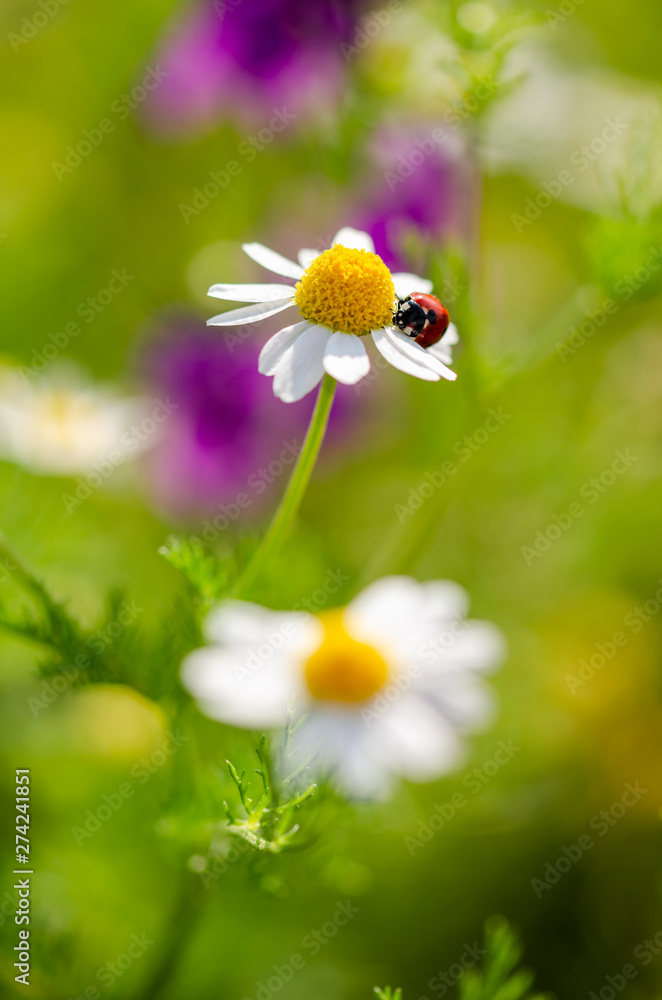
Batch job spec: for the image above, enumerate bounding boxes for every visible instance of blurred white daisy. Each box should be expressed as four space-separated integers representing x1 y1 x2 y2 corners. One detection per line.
181 576 504 798
0 363 152 476
207 226 459 402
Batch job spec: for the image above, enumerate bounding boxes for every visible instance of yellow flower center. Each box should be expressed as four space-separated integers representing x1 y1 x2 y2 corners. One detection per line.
304 610 389 704
294 245 395 336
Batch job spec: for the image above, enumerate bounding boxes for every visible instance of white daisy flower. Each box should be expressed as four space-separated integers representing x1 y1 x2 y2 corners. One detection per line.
206 226 459 402
181 575 504 798
0 363 152 476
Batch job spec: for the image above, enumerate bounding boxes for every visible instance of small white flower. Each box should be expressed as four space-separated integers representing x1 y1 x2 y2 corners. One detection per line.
0 364 152 476
181 576 504 798
207 226 459 402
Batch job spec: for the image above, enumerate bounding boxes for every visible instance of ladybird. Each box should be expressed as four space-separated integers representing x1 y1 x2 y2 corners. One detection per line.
393 292 450 349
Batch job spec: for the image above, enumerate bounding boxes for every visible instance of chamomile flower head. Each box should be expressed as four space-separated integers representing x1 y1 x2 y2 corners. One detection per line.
206 227 459 402
0 363 152 476
181 576 504 798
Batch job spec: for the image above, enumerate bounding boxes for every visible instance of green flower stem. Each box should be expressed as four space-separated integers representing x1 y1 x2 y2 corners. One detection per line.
233 374 337 599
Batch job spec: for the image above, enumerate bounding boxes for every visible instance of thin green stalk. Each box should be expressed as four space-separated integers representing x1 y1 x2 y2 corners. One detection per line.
233 374 337 599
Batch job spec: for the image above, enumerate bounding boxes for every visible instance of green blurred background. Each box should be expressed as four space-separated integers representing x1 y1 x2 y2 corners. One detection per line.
1 0 662 997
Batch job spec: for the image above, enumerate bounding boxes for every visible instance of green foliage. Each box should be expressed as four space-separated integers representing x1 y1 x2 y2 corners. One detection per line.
0 533 94 667
374 988 403 1000
373 920 549 1000
159 534 233 616
224 731 317 854
2 0 662 996
584 211 662 302
459 918 550 1000
0 535 197 701
429 0 536 123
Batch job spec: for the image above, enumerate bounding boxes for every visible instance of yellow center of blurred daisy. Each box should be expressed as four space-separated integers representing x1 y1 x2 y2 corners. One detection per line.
294 245 395 336
304 610 389 704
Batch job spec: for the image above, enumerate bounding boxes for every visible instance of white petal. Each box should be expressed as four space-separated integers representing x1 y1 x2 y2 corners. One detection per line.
423 620 506 675
322 332 370 385
203 600 318 654
345 576 424 641
272 325 331 403
345 577 469 666
259 321 310 376
372 694 463 781
427 340 454 365
242 242 304 280
426 322 460 366
183 604 322 729
298 248 322 269
371 327 440 382
181 647 297 729
418 673 496 730
290 710 393 799
203 600 270 645
208 283 296 302
444 322 460 345
391 273 434 298
347 578 468 641
331 227 375 253
207 298 295 327
384 327 457 381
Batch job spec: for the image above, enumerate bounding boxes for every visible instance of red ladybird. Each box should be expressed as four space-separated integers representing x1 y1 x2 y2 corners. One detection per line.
393 292 450 348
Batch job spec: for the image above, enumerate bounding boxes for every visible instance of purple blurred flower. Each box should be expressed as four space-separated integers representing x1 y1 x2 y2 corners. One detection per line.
143 0 369 135
355 127 477 274
138 316 367 521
